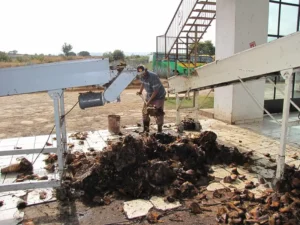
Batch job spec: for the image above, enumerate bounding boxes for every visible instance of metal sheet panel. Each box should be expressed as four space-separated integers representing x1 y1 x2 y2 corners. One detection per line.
104 69 137 102
168 31 300 93
0 59 110 96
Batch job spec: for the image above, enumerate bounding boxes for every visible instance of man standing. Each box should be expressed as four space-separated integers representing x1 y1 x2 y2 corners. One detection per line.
136 65 166 133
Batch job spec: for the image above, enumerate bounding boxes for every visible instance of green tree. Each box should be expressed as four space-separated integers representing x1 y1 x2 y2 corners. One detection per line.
190 40 215 56
78 51 90 57
0 51 11 62
62 43 73 56
68 52 76 56
8 50 18 55
113 49 125 61
103 52 113 62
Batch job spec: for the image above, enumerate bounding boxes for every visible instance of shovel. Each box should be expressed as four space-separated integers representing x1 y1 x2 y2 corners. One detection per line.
138 94 160 117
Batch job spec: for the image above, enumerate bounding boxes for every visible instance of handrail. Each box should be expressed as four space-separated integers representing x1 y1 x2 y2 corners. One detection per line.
165 0 184 36
165 0 199 54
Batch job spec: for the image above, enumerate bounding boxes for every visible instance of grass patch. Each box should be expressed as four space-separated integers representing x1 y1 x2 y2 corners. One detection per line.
164 96 214 110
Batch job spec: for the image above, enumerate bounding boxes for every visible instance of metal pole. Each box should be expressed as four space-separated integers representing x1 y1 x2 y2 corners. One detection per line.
195 26 197 66
48 90 64 177
199 89 212 109
59 90 67 153
238 77 281 125
194 91 199 121
192 90 196 107
276 70 293 180
167 59 170 98
267 77 300 113
176 93 180 125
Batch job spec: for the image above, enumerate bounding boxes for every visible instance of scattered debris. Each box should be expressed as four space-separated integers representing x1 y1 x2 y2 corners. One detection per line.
16 174 48 182
1 157 33 174
216 165 300 224
93 196 105 205
146 208 162 223
14 146 22 149
88 147 95 152
179 118 201 131
0 200 3 207
69 132 88 140
45 142 52 146
291 153 298 160
68 143 75 148
44 153 57 164
17 199 27 209
23 219 35 225
189 202 202 214
39 191 47 200
44 163 55 173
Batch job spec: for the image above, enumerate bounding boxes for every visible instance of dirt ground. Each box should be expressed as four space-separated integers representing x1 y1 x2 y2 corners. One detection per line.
0 88 181 139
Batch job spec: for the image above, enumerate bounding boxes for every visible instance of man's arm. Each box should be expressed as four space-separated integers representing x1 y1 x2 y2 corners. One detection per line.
137 83 144 95
147 90 158 106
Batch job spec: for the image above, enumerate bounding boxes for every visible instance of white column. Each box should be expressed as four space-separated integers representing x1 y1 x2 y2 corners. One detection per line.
214 0 269 124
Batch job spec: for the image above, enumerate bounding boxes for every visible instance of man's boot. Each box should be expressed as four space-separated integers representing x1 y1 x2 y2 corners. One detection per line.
157 124 162 133
143 121 150 132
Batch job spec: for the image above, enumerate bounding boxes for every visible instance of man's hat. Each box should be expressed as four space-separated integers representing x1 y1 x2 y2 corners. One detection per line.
137 64 146 72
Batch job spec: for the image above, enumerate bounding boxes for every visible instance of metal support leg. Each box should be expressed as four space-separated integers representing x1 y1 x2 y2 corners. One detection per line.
194 91 199 121
276 70 293 180
59 90 67 153
48 89 64 178
238 77 281 125
176 93 180 125
192 91 196 108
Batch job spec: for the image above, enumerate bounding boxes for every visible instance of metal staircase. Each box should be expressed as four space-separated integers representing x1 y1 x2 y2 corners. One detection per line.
156 0 216 70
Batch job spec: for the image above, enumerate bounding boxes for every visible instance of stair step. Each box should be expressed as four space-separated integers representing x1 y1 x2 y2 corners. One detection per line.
197 1 216 5
180 31 206 34
189 16 214 20
192 9 216 13
185 24 210 26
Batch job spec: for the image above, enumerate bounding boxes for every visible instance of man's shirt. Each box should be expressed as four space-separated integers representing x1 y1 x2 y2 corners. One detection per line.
141 71 166 101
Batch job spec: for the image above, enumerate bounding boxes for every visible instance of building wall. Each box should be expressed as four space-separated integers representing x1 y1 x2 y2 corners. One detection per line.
235 0 269 51
214 85 233 123
215 0 236 60
214 0 269 124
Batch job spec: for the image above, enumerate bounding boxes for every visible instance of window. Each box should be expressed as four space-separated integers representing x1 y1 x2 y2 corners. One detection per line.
282 0 299 4
268 3 280 35
268 0 300 41
279 4 299 35
293 73 300 98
